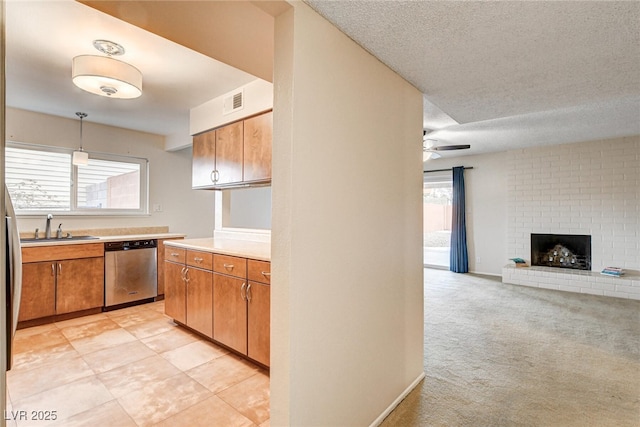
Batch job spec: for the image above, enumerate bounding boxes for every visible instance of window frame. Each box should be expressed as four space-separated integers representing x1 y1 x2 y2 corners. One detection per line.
6 141 149 217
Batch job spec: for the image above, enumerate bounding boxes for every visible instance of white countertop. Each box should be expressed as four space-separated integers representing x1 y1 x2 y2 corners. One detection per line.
20 233 186 247
164 237 271 261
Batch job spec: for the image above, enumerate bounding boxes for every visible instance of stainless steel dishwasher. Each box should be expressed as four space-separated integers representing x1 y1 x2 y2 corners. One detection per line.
104 239 158 308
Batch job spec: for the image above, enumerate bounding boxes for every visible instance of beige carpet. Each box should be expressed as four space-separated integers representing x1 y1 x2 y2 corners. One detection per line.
381 269 640 426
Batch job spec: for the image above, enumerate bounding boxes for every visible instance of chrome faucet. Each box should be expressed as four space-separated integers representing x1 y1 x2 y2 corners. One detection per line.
45 213 53 239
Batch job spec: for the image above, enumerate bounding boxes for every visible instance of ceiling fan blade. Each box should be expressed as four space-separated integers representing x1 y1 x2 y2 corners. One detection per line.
431 144 471 151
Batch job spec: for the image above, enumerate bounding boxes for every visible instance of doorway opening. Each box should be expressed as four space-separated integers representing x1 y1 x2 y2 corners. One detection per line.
423 174 453 268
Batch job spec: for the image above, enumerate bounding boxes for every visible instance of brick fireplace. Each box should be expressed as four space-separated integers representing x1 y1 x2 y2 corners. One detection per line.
502 138 639 300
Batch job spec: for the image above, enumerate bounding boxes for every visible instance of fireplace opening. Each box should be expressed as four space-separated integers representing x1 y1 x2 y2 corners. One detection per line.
531 234 591 270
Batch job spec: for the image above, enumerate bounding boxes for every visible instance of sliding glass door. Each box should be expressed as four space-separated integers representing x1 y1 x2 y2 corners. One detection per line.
423 173 453 268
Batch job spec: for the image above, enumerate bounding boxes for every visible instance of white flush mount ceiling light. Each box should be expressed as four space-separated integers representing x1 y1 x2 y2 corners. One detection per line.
72 40 142 99
73 112 89 166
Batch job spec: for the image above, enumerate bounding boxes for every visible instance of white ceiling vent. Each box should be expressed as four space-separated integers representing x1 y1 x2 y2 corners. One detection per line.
223 90 244 115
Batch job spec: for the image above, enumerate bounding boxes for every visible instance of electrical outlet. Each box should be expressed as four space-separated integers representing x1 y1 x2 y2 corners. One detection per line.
153 204 162 212
476 257 481 263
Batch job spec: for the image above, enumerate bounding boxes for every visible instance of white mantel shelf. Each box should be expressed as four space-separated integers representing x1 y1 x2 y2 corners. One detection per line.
502 265 640 301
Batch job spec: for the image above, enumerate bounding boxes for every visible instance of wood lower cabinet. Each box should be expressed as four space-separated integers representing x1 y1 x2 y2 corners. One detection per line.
157 238 184 296
19 262 56 322
213 273 248 353
19 244 105 325
56 257 104 315
164 248 213 337
186 267 213 338
163 243 271 367
247 281 270 366
164 260 187 324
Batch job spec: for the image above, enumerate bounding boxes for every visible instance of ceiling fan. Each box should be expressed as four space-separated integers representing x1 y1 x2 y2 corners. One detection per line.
423 130 470 160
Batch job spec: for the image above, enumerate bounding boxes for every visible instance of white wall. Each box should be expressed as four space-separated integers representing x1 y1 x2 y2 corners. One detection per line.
188 79 273 142
6 108 214 238
507 136 640 272
272 3 424 426
223 186 272 230
424 152 509 275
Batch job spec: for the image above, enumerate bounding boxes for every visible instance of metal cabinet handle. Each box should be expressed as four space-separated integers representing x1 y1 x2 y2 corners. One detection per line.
51 263 55 276
180 266 186 281
171 252 180 257
210 170 216 183
223 263 234 270
240 282 247 300
261 271 271 278
215 170 220 182
57 263 62 275
246 283 252 302
193 257 203 263
184 268 190 283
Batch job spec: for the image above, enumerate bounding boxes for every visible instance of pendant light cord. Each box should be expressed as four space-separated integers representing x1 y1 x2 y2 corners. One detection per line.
76 112 87 151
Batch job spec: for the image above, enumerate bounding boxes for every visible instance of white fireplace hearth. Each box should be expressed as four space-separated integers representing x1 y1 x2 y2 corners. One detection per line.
502 265 640 300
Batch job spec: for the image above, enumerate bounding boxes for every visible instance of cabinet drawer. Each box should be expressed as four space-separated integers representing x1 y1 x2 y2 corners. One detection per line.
213 254 247 278
22 243 104 263
164 247 186 263
186 250 213 270
247 259 271 285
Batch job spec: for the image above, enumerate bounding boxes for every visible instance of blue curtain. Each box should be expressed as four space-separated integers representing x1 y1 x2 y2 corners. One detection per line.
450 166 468 273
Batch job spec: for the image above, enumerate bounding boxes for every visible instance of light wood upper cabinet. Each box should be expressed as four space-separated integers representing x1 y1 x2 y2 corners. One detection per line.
192 131 217 188
215 121 244 185
243 111 272 183
192 110 272 189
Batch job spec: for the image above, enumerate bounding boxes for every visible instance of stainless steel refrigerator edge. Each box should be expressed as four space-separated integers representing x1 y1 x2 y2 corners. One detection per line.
2 3 10 425
4 187 21 372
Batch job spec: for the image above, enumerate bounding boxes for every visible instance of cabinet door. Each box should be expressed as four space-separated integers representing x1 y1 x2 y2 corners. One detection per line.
243 111 272 183
56 257 104 315
19 262 56 322
186 267 213 338
164 261 187 324
247 281 270 367
215 121 244 185
192 130 216 188
213 274 247 353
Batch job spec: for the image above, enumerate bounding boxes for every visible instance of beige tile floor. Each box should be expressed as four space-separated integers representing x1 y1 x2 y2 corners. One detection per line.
5 301 270 427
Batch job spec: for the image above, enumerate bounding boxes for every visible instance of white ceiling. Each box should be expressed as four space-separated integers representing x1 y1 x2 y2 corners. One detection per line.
5 0 257 143
5 1 640 159
306 0 640 158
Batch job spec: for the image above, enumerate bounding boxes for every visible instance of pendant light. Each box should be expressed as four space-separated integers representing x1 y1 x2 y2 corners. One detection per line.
72 40 142 99
73 112 89 166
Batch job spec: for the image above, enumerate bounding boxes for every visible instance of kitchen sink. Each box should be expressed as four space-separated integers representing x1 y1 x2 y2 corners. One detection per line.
20 235 99 243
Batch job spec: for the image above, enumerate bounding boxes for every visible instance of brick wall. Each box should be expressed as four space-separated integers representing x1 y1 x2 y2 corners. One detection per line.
506 136 639 272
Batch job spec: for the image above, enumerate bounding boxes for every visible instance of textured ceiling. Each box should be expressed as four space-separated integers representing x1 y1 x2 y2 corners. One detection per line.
305 0 640 158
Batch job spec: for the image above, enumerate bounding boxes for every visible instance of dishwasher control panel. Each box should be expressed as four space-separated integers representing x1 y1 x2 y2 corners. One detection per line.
105 239 157 251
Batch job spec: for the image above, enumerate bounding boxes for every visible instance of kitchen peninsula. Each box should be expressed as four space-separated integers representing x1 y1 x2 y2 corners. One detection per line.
163 238 271 367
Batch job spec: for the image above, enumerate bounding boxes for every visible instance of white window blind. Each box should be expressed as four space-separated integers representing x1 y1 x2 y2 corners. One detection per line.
6 142 148 215
5 146 72 211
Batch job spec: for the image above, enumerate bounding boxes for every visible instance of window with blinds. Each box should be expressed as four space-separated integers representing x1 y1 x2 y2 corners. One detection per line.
6 142 148 215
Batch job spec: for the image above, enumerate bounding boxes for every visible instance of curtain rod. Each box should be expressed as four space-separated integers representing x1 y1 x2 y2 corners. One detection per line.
423 167 474 173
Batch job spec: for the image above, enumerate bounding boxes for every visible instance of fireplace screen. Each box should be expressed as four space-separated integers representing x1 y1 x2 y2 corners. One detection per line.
531 234 591 270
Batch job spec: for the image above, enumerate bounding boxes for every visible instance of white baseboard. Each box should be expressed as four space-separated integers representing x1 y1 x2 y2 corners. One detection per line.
369 371 426 427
